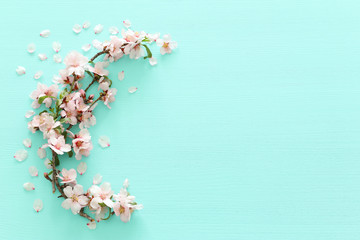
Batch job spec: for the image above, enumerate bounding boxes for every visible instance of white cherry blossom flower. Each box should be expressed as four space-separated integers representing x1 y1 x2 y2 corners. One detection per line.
93 174 102 185
98 136 110 148
38 53 47 61
63 51 88 76
94 24 103 34
23 138 32 148
128 86 137 93
58 168 77 184
52 41 61 52
37 148 46 159
33 71 43 80
53 54 62 63
102 88 117 108
109 26 119 35
123 20 131 28
83 21 91 29
33 199 43 212
46 135 71 155
14 149 28 162
27 43 36 53
118 71 124 81
25 110 35 118
30 83 59 108
16 66 26 75
82 43 91 52
113 188 143 222
23 182 35 191
72 129 93 160
61 185 89 215
89 182 114 212
40 29 50 37
157 34 177 55
88 62 109 76
29 166 38 176
73 24 82 34
77 162 87 175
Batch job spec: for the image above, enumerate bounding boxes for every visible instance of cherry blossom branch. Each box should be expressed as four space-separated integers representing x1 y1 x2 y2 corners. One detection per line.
90 49 109 62
80 209 94 222
51 150 66 198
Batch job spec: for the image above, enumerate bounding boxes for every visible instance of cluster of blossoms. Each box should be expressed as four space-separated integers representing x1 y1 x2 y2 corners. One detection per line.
21 21 176 229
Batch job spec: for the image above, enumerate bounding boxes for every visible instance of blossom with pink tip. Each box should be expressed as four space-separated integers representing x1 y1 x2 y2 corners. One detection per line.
61 185 89 215
46 134 71 155
40 29 50 37
156 34 177 55
30 83 59 109
58 168 77 184
72 129 93 160
33 199 43 212
89 182 114 213
113 187 143 222
77 162 87 175
88 62 109 76
102 88 117 109
63 51 89 76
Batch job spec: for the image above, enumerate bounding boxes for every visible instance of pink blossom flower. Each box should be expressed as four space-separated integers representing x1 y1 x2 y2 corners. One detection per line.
89 182 114 220
113 188 143 222
61 185 89 215
46 134 71 155
88 62 109 76
102 88 117 109
72 129 93 160
30 83 59 109
58 168 77 184
63 51 88 76
157 34 177 55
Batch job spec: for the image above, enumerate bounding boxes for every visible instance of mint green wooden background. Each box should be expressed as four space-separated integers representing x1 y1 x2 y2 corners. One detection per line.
1 0 360 239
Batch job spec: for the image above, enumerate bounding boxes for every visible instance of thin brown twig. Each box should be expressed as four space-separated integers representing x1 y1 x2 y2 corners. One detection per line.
80 209 94 222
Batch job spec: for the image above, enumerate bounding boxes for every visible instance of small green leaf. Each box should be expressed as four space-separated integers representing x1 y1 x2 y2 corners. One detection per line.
102 208 112 220
142 44 152 59
38 95 56 104
48 170 53 175
60 118 69 123
55 155 60 166
99 202 107 207
67 150 73 158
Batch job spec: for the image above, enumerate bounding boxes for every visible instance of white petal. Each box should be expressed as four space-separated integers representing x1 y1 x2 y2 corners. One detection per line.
23 182 35 191
52 41 61 52
82 43 91 52
98 136 110 148
93 174 102 185
38 53 47 61
83 21 91 29
109 26 119 35
52 75 61 84
163 34 171 42
94 24 103 34
92 39 103 50
29 166 38 176
149 57 157 66
73 24 82 34
33 199 43 212
77 162 87 175
123 20 131 28
128 86 138 93
14 149 28 162
37 148 46 159
123 178 129 188
27 43 36 53
33 71 43 80
25 110 35 118
40 29 50 38
53 54 62 63
23 138 32 148
87 221 96 229
118 71 124 81
44 158 52 169
16 66 26 75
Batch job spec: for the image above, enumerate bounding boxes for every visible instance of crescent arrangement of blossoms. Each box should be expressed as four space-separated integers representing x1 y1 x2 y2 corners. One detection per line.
15 20 177 230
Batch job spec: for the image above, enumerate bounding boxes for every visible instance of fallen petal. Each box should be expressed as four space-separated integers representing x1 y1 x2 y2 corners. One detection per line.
73 24 82 34
37 148 46 159
14 149 28 162
128 86 138 93
40 29 50 38
23 138 32 148
123 20 131 28
29 166 38 176
33 71 43 80
77 162 87 175
52 75 61 84
83 21 91 29
53 54 62 63
109 26 119 35
38 53 47 61
94 24 103 34
25 110 35 118
93 174 102 185
44 158 52 169
33 199 43 212
118 71 124 81
16 66 26 75
52 41 61 52
27 43 36 53
98 136 110 148
149 57 157 66
87 221 96 229
23 182 35 191
82 43 91 52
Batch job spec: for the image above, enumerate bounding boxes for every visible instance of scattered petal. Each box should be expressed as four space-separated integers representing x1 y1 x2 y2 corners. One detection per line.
53 54 62 63
23 182 35 191
123 178 129 188
52 41 61 52
53 75 61 84
128 86 138 93
98 136 110 148
37 148 46 159
118 71 124 81
94 24 103 34
87 221 96 229
83 21 91 29
25 110 35 118
27 43 36 53
29 166 38 176
77 162 87 175
109 26 119 35
40 29 50 38
14 149 28 162
123 20 131 28
33 199 43 212
92 39 103 50
149 57 157 66
38 53 47 61
44 158 52 169
73 24 82 34
16 66 26 75
33 71 43 80
23 138 32 148
82 43 91 52
93 174 102 185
